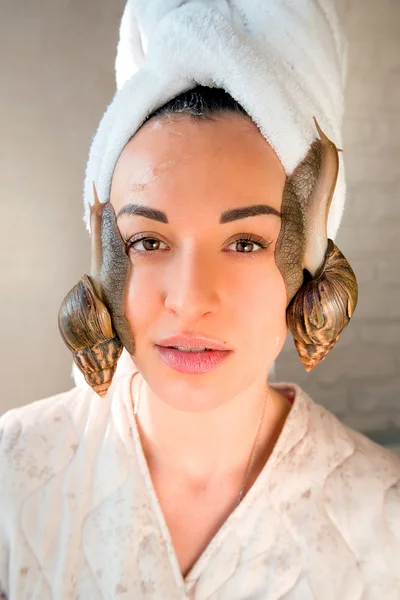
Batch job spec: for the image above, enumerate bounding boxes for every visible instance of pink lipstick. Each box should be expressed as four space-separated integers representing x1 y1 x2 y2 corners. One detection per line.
154 345 232 374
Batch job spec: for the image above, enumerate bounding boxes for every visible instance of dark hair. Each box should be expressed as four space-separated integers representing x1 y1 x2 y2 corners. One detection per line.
143 84 250 123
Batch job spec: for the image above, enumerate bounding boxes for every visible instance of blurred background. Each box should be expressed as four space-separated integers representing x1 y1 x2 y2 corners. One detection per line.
1 1 399 450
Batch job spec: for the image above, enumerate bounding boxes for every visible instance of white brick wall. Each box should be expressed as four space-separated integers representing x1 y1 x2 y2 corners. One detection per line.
276 0 400 446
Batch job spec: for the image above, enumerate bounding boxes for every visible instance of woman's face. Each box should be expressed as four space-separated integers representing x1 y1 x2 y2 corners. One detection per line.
110 113 288 411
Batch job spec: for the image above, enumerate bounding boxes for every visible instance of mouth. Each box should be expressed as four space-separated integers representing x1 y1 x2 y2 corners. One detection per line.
154 345 232 374
162 346 215 352
155 333 231 351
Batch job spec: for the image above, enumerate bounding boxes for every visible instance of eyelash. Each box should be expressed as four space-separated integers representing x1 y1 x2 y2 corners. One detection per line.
123 232 272 258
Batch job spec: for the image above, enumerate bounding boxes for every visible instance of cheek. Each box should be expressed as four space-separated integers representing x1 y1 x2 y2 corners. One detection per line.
124 268 159 329
244 261 288 356
266 264 288 321
122 256 288 358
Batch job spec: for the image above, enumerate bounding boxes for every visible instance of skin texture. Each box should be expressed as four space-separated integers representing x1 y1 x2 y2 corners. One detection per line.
109 114 289 416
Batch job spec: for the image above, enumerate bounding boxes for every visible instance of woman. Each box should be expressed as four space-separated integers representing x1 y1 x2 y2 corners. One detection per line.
1 2 400 599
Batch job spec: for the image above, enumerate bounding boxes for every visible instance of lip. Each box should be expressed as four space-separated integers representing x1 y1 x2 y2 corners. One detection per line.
156 333 231 351
154 345 232 374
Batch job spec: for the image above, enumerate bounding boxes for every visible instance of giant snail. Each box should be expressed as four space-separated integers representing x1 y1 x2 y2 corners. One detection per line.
58 117 358 396
276 117 358 371
58 184 133 397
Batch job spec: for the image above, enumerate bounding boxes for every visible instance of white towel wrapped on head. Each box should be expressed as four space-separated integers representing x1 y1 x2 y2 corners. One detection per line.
83 0 347 238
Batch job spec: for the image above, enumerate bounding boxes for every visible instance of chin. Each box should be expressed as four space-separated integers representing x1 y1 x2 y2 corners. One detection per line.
147 365 235 412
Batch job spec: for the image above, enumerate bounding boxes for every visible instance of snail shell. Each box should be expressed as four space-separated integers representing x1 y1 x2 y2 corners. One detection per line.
286 239 358 371
58 274 123 397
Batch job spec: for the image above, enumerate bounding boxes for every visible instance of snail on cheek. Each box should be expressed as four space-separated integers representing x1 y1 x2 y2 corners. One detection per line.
58 186 135 397
275 117 358 371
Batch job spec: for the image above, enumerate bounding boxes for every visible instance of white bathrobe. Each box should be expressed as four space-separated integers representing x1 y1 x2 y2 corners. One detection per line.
1 371 399 599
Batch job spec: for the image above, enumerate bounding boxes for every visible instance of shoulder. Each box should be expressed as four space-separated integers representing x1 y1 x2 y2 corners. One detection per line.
312 395 400 475
303 391 400 536
276 385 400 576
0 373 134 502
282 382 400 513
0 384 111 515
0 375 135 594
285 382 400 473
0 384 94 456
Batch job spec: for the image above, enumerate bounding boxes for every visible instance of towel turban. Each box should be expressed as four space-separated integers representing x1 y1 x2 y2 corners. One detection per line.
83 0 347 240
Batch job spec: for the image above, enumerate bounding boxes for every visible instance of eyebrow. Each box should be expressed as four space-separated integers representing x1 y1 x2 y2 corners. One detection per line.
116 203 281 223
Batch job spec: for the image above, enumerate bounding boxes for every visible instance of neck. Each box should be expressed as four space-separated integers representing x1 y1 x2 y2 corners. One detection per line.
131 373 292 489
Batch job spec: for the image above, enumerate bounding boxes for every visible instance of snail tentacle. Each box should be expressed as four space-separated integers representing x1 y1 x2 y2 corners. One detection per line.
90 182 105 299
303 117 339 278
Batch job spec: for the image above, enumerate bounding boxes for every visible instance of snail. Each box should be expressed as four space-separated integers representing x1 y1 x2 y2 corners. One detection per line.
275 117 358 371
58 185 135 397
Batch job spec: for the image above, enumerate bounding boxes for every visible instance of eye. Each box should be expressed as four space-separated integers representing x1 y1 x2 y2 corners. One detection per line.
226 234 272 255
126 236 167 253
124 233 272 256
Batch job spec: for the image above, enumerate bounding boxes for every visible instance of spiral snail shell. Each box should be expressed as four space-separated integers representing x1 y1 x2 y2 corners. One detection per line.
58 274 123 397
275 117 358 370
287 239 358 371
58 184 132 397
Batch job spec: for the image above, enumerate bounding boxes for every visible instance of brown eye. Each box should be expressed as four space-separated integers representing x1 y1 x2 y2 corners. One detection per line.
227 234 272 255
125 233 272 256
232 240 261 253
127 236 167 253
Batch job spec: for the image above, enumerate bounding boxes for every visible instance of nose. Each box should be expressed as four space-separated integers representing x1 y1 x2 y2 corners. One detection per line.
163 246 220 319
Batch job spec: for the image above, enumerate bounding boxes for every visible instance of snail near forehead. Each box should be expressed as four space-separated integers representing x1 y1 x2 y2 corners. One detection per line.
58 185 124 397
275 117 358 371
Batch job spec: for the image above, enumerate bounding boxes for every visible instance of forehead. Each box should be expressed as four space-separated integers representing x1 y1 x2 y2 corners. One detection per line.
110 114 286 216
